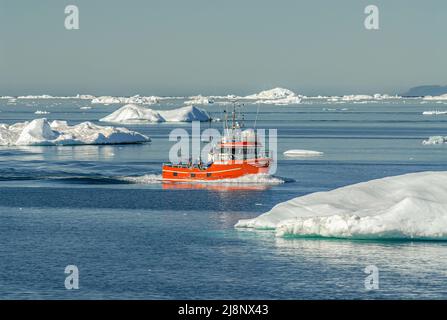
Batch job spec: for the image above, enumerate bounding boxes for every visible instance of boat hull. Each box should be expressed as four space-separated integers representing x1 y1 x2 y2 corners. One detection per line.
162 158 270 182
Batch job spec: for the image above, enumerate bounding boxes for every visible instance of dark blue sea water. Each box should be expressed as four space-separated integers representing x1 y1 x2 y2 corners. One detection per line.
1 98 447 299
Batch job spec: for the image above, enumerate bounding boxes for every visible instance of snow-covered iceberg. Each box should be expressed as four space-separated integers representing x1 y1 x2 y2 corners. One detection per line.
0 118 150 146
236 171 447 240
91 95 160 105
244 88 302 105
100 104 211 123
245 88 297 100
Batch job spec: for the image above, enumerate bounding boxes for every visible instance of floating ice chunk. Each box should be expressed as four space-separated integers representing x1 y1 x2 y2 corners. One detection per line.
244 88 302 105
422 110 447 115
284 149 323 157
245 88 298 100
236 171 447 240
185 95 214 105
423 94 447 101
34 110 50 115
91 95 159 105
422 136 447 145
91 96 122 104
255 96 302 105
100 104 211 123
0 118 150 146
341 94 373 101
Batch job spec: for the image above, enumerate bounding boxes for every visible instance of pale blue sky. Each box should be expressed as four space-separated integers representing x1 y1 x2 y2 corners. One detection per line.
0 0 446 96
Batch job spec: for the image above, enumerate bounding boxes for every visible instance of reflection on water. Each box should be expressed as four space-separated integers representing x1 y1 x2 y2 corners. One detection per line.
54 145 117 161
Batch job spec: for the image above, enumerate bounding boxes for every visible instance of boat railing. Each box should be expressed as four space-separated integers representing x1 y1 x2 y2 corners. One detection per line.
163 162 212 170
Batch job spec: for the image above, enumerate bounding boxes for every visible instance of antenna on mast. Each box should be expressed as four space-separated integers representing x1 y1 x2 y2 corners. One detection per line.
254 103 260 129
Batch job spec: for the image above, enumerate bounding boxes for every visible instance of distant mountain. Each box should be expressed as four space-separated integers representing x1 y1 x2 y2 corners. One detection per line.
401 85 447 97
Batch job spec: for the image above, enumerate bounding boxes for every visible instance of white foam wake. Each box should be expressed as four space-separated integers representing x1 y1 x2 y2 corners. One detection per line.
204 174 285 185
120 173 284 185
236 171 447 240
119 174 163 184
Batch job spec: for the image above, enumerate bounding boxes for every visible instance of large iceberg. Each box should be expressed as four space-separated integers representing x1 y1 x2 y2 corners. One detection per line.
0 118 150 146
100 104 211 123
236 171 447 240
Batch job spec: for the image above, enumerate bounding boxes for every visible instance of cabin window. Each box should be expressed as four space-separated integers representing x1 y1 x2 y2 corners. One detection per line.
207 173 212 177
191 173 196 178
173 172 178 177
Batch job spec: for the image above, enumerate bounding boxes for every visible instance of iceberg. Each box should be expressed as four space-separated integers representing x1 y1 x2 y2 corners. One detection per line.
34 110 50 115
91 95 160 105
422 110 447 115
236 171 447 240
283 149 323 157
0 118 150 146
100 104 211 123
423 94 447 101
185 95 214 105
341 94 373 101
243 88 302 105
245 88 298 100
422 136 447 145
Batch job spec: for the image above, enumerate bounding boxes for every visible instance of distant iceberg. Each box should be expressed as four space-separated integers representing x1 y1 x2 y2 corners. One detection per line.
422 110 447 115
284 149 323 157
185 95 214 105
34 110 50 115
236 171 447 240
0 118 150 146
244 87 301 105
423 94 447 101
100 104 211 123
245 88 297 100
422 136 447 145
91 95 160 105
16 94 95 100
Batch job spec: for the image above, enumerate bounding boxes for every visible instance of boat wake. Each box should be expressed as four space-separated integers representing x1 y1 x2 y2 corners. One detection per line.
119 173 288 185
118 174 163 184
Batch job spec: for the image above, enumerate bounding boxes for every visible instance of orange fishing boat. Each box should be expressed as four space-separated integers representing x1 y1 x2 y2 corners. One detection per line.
162 104 272 182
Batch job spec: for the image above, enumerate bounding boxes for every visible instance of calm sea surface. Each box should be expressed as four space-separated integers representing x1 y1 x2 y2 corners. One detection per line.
1 98 447 299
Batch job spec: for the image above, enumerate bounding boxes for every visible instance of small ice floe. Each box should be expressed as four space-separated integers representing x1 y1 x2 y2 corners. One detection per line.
184 95 214 105
34 110 50 115
423 94 447 101
283 149 323 157
100 104 211 123
0 118 150 146
236 171 447 240
422 110 447 115
422 136 447 145
80 106 92 110
91 95 160 105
